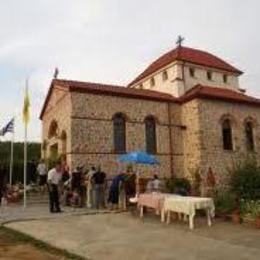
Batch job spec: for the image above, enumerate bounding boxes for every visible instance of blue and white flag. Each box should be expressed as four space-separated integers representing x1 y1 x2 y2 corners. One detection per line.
0 118 14 136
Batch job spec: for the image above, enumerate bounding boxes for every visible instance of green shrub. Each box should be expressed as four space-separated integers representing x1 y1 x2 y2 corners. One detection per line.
165 178 191 195
230 159 260 201
214 190 237 215
240 200 260 219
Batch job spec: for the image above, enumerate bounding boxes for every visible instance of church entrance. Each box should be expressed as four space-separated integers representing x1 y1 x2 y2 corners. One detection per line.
50 143 58 159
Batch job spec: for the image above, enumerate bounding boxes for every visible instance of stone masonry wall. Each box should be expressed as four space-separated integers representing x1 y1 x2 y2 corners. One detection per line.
41 85 72 165
69 92 175 177
197 99 260 188
179 100 202 181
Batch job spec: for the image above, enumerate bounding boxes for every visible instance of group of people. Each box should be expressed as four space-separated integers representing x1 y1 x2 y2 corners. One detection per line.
1 158 162 213
38 160 135 214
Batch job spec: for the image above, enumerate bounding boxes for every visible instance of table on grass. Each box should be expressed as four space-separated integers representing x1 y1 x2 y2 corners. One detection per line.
161 196 215 230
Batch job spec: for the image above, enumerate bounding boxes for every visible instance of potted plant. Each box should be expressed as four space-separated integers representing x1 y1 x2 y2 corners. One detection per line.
231 208 241 224
240 200 255 225
251 201 260 229
231 197 242 224
255 214 260 228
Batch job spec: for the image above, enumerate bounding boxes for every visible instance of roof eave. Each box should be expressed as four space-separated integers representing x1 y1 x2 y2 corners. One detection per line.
39 80 55 120
181 92 260 106
69 86 177 103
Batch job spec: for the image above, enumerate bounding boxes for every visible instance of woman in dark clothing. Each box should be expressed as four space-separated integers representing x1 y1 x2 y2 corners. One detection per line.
108 173 126 208
28 160 37 183
0 164 7 203
71 167 85 207
61 166 71 206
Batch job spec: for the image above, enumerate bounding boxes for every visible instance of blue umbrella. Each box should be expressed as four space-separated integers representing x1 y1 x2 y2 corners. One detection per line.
118 151 160 165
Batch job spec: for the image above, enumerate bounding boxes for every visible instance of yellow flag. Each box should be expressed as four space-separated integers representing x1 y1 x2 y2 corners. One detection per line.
23 84 30 125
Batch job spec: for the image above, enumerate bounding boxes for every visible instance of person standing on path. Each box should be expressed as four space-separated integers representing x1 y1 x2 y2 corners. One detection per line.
92 166 106 209
0 164 7 207
86 166 96 208
71 166 83 207
108 172 126 210
28 159 37 184
47 162 62 213
37 159 47 192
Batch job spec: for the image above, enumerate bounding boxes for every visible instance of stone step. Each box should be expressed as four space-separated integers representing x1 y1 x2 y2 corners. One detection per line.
16 200 49 205
27 195 49 199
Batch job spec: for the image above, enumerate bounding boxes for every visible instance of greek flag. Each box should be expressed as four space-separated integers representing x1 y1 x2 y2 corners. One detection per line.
0 118 14 136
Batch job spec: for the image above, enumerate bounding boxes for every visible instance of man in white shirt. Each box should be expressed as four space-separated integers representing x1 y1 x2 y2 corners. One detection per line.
48 162 62 213
152 175 161 191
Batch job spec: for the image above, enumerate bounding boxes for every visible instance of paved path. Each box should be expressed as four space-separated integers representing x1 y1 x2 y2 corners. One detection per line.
5 212 260 260
0 204 115 225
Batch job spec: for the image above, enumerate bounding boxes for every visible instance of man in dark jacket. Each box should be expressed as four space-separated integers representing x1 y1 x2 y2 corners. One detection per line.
92 166 106 209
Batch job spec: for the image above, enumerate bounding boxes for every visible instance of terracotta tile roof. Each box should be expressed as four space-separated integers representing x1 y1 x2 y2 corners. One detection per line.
39 79 177 119
128 46 243 87
58 79 176 101
40 80 260 120
180 84 260 106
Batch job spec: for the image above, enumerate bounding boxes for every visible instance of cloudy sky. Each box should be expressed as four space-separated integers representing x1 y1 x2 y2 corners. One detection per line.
0 0 259 142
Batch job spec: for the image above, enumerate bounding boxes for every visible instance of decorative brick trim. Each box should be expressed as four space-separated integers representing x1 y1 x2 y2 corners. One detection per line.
71 115 186 129
66 151 183 156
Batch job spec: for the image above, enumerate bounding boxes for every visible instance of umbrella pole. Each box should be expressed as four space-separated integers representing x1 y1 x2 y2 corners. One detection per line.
135 167 140 197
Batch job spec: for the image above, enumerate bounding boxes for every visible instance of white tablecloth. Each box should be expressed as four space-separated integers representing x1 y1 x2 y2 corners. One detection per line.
162 196 215 229
164 196 215 218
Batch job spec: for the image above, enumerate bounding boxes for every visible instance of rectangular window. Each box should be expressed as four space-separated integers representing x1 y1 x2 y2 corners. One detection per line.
223 74 228 83
207 71 212 81
189 68 195 77
139 83 143 89
150 77 155 87
162 71 168 81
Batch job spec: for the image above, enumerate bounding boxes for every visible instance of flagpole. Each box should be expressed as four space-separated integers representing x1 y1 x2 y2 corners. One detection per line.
9 121 15 186
24 121 27 209
23 78 29 210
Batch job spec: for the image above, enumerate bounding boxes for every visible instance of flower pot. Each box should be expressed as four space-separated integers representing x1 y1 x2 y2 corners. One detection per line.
171 212 178 221
232 212 241 224
255 217 260 229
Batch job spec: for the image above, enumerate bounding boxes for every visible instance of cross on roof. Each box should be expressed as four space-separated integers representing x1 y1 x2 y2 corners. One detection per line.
176 35 185 47
53 67 59 79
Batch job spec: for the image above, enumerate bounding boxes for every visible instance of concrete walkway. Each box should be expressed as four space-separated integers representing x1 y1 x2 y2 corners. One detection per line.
5 211 260 260
0 204 115 225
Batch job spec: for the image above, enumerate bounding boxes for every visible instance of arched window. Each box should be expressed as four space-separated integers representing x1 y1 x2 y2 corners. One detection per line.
145 116 157 154
222 119 233 150
48 120 58 139
61 131 67 155
245 121 254 151
113 113 126 153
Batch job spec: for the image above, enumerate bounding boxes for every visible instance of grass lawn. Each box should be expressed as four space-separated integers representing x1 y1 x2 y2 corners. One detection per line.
0 226 86 260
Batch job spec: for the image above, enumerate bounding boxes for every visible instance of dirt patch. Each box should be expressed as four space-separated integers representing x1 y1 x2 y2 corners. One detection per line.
0 237 60 260
0 240 60 260
0 227 83 260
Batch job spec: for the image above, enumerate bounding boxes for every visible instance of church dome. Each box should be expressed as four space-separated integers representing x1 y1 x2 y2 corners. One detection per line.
128 46 242 87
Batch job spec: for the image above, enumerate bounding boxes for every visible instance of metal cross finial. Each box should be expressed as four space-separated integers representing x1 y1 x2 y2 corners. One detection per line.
53 67 59 79
176 35 185 47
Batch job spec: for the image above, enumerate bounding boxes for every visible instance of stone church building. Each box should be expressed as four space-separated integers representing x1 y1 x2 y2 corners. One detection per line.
40 44 260 186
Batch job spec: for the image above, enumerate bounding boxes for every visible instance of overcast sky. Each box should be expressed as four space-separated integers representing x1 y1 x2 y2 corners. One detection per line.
0 0 259 142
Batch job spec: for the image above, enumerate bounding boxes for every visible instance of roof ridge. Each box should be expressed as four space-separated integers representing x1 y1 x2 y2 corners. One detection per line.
53 78 124 88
